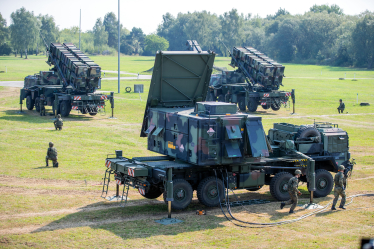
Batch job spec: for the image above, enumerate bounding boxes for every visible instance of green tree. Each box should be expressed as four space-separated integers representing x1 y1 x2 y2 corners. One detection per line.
0 13 9 44
219 9 244 56
103 12 119 48
144 34 169 55
267 8 290 20
157 12 191 51
93 18 108 50
38 14 59 54
309 4 343 15
9 7 39 58
351 11 374 68
184 11 221 51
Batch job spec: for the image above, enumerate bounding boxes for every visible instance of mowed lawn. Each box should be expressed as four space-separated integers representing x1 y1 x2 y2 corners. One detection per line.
0 55 373 248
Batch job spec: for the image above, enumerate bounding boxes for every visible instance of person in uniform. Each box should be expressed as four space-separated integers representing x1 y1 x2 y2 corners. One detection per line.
54 114 63 130
337 99 345 114
280 169 302 213
39 94 46 116
46 142 58 167
331 165 347 210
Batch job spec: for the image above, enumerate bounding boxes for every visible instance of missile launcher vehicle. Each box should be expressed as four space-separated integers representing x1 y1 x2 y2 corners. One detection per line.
102 49 354 210
20 42 114 117
207 46 292 112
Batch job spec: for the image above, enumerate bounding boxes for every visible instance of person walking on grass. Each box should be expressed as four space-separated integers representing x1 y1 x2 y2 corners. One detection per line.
331 165 347 210
46 142 58 168
280 169 302 214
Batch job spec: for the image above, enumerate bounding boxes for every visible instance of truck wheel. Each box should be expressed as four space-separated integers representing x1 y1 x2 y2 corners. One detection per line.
26 96 34 110
238 97 246 111
271 103 281 111
261 104 270 110
270 172 293 201
89 113 97 116
314 169 334 198
197 176 225 207
163 179 193 210
35 97 40 112
217 95 225 102
295 126 321 141
142 186 163 199
247 98 258 112
60 101 71 117
246 186 263 191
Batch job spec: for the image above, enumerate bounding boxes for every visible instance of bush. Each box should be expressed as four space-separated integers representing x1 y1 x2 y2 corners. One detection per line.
0 43 12 55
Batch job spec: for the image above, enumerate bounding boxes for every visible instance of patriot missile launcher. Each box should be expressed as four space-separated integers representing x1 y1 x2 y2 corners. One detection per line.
20 42 114 117
102 48 353 212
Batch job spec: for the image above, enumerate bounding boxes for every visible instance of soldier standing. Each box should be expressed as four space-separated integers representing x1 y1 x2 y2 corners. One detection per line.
280 169 302 213
46 142 58 167
331 165 347 210
54 114 63 130
39 94 46 116
337 99 345 114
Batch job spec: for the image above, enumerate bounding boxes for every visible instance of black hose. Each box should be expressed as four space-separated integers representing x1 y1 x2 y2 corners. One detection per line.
214 169 374 228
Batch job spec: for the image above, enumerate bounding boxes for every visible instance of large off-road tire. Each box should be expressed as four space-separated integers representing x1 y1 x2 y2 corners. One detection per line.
60 101 71 117
247 98 258 112
238 97 246 111
35 97 40 112
217 95 225 102
26 96 34 110
270 172 293 201
142 186 163 199
261 104 270 110
314 169 334 198
163 179 193 210
81 109 88 114
270 103 281 111
295 126 321 140
197 176 225 207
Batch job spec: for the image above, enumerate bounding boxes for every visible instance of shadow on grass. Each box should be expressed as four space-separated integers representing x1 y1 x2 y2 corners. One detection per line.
0 110 94 123
29 188 335 237
30 199 226 239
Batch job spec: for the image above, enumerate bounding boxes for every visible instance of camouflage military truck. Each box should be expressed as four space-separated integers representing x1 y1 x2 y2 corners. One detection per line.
102 49 354 210
20 42 114 117
207 46 292 112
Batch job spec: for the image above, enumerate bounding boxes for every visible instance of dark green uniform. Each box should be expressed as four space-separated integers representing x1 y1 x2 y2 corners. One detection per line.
46 147 58 167
39 94 46 116
338 101 345 114
54 115 63 130
284 176 299 212
332 171 346 207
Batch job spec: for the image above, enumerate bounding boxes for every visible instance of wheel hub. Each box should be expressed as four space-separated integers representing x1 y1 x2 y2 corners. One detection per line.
317 178 327 190
175 189 185 200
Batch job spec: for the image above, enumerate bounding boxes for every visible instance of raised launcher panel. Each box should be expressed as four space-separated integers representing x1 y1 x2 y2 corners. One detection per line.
145 102 270 166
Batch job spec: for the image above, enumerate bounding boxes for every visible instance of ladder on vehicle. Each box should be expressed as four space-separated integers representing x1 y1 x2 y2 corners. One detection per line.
101 168 113 198
119 180 130 207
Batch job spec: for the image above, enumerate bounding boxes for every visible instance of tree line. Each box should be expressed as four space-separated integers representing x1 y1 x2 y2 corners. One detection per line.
0 5 373 68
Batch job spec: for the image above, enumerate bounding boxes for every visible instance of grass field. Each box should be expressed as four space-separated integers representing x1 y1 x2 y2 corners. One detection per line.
0 55 373 248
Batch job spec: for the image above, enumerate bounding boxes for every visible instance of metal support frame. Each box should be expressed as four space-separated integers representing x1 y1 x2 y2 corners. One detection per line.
155 167 183 225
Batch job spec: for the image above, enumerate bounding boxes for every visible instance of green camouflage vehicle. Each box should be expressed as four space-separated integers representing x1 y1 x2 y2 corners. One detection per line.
20 42 114 117
207 46 291 112
102 49 354 210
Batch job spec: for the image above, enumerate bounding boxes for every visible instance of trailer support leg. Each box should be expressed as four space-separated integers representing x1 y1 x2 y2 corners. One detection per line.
109 92 117 119
155 167 183 225
310 191 313 204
